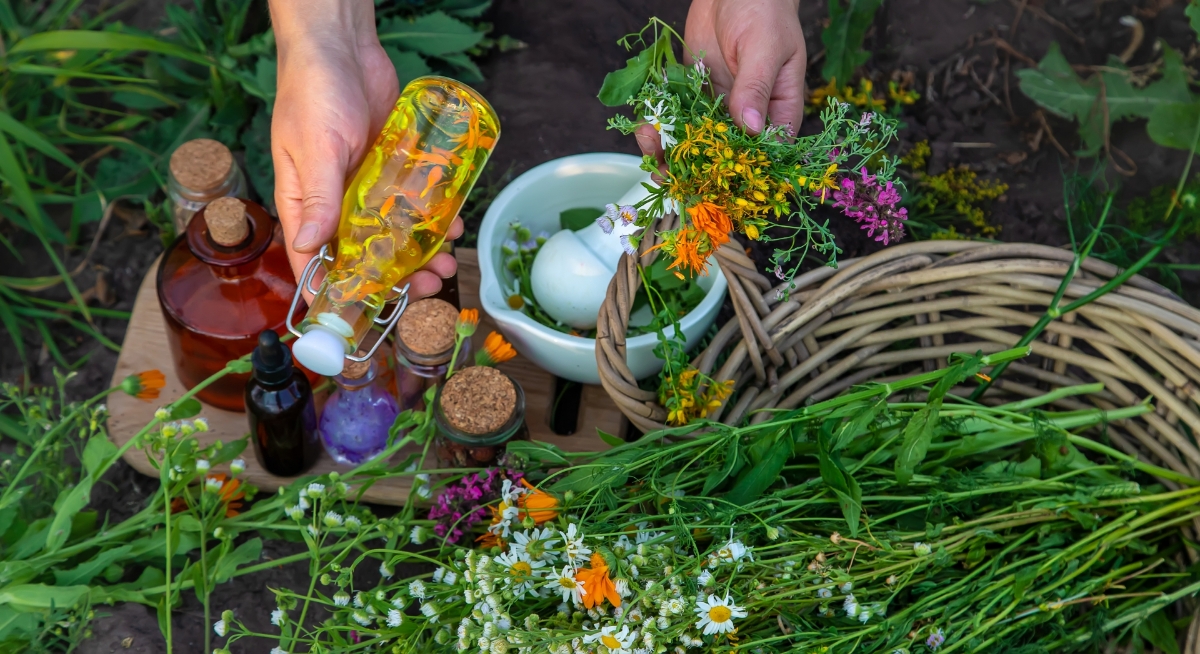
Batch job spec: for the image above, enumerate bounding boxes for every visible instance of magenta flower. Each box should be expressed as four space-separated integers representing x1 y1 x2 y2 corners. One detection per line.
427 468 524 544
827 167 907 246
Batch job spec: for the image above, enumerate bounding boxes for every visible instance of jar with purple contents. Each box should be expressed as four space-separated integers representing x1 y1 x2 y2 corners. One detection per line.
318 354 399 465
393 299 468 411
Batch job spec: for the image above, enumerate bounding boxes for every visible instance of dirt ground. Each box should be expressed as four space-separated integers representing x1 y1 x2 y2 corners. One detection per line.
2 0 1195 651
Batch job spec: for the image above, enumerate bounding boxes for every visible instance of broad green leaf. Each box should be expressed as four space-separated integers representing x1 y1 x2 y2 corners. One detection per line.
9 30 211 66
702 439 740 496
598 38 658 107
832 395 887 451
168 398 203 420
821 0 883 86
818 426 863 535
1148 100 1200 150
724 436 790 506
596 429 624 448
506 441 570 467
82 435 117 478
44 478 93 553
213 538 263 583
53 544 133 586
1137 608 1181 654
378 12 484 56
1189 0 1200 41
435 52 484 83
561 207 604 231
0 605 38 640
0 583 88 610
385 48 432 89
551 450 639 494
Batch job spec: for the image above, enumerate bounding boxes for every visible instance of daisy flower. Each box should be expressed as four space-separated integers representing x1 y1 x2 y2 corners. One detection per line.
583 624 635 654
511 527 560 564
643 100 677 150
495 551 546 599
598 204 619 234
409 580 427 600
562 524 592 565
270 609 286 626
550 566 586 605
387 609 403 628
693 594 747 636
333 591 350 607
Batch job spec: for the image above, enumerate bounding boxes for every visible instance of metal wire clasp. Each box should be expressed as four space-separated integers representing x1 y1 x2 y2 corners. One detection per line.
285 243 411 363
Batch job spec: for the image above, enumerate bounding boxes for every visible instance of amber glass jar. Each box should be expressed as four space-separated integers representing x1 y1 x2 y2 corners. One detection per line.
157 198 305 412
434 366 528 468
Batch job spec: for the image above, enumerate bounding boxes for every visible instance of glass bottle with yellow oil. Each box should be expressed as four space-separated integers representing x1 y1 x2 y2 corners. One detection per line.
290 76 500 376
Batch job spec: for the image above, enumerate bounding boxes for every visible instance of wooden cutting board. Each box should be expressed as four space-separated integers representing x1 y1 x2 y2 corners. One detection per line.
106 248 625 505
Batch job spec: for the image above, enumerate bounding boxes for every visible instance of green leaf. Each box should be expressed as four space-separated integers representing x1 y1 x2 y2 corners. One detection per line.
82 435 117 478
1137 608 1181 654
561 207 604 231
506 441 571 467
0 583 88 610
0 111 81 175
385 47 433 89
551 450 639 494
1148 100 1200 150
724 436 790 506
1188 0 1200 41
598 38 657 107
434 52 484 83
820 0 883 86
9 30 211 66
0 605 38 640
596 429 624 448
895 354 986 484
818 425 863 535
378 12 485 56
168 398 202 420
225 358 253 374
213 538 263 584
1018 42 1192 155
702 439 740 496
53 544 133 586
44 478 93 554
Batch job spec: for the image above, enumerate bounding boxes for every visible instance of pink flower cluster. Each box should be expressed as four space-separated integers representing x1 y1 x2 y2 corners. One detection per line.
829 167 907 245
428 468 523 544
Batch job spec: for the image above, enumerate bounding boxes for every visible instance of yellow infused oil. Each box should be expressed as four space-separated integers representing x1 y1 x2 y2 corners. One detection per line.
293 77 500 376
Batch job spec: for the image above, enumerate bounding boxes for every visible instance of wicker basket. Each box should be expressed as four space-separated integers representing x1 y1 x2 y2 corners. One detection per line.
597 230 1200 485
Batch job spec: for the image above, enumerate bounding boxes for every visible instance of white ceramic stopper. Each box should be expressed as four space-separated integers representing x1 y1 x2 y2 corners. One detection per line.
292 328 347 377
529 175 661 329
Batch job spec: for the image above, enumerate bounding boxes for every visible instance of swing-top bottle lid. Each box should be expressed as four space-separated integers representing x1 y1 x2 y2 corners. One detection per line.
292 327 347 377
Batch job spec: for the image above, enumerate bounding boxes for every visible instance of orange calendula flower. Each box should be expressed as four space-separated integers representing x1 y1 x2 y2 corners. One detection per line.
686 202 732 247
121 369 165 401
665 228 712 277
457 308 480 337
517 478 559 525
576 552 621 609
476 331 517 367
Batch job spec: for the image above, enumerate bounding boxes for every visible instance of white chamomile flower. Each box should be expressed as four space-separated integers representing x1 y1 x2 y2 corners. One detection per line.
818 587 833 599
411 525 428 544
598 205 618 234
229 458 245 475
562 524 591 565
354 592 365 608
415 473 432 499
843 594 859 618
387 609 403 628
270 609 286 626
306 482 325 498
584 625 635 654
409 580 427 600
711 538 752 567
270 648 287 654
642 99 677 150
323 511 343 528
297 496 310 510
344 515 361 532
550 566 585 605
306 525 319 538
512 527 560 563
195 459 211 473
352 610 371 626
421 601 440 622
693 594 747 636
380 561 394 579
697 570 713 587
914 542 932 556
333 591 350 607
205 477 223 493
495 551 546 599
213 619 227 637
840 581 853 593
286 505 305 521
665 598 685 615
858 606 872 623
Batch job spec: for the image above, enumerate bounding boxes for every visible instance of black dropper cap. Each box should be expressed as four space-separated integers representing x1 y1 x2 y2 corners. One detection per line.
252 330 294 384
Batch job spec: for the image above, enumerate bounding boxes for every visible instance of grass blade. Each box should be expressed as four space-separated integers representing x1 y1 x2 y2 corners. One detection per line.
8 30 212 67
8 63 158 84
0 294 27 363
0 110 83 175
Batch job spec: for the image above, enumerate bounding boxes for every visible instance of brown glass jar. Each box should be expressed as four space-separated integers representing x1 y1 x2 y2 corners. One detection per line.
434 366 528 468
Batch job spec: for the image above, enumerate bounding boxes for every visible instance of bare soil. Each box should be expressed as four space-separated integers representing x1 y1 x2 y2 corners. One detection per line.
1 0 1195 651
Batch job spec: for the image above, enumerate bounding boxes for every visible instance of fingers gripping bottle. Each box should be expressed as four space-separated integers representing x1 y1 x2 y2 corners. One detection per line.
289 77 500 376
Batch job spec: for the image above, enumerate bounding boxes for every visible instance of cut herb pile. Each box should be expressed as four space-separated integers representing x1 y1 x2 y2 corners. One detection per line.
200 347 1200 653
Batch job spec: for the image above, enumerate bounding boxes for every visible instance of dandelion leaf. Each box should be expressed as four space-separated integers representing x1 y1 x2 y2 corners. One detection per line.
821 0 883 87
377 11 484 56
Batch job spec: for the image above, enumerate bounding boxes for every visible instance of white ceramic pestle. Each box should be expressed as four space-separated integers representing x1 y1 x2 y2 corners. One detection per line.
529 174 657 330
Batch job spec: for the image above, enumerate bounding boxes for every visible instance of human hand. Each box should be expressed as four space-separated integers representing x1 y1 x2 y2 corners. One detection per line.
270 0 459 300
635 0 806 164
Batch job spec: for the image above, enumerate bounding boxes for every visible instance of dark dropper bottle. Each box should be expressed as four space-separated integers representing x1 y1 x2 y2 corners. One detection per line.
246 330 320 476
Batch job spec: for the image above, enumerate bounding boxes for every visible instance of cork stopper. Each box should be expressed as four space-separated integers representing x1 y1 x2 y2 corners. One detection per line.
396 299 459 355
170 139 234 192
205 197 249 247
341 349 372 380
441 366 515 434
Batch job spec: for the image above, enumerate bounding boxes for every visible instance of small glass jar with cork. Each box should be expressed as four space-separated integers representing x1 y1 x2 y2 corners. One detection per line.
434 365 527 468
393 298 470 411
167 138 248 235
319 350 400 466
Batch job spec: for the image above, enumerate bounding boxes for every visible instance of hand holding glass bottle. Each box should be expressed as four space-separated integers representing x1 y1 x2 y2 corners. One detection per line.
290 76 500 375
